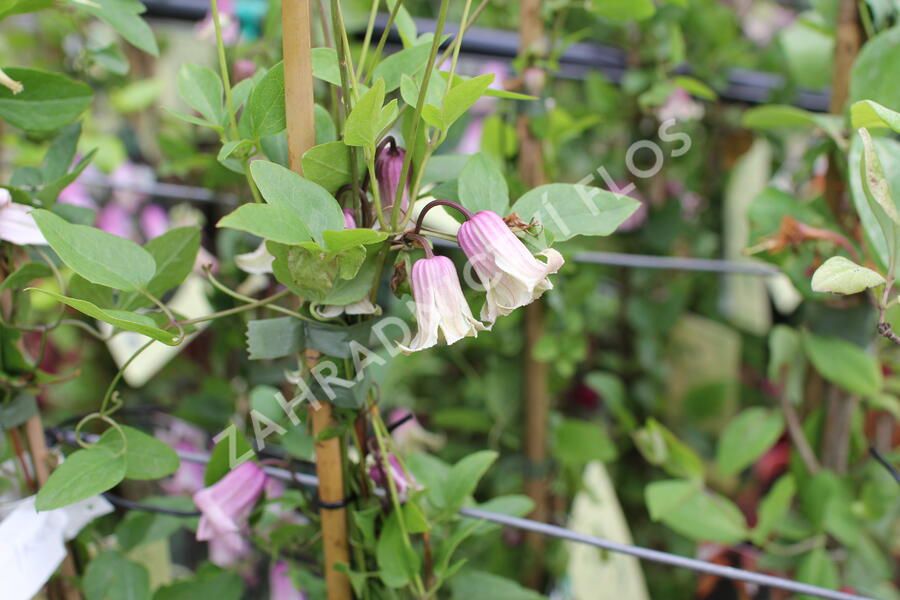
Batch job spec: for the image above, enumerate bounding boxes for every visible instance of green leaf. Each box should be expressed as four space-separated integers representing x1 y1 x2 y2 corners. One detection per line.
848 133 900 271
0 262 52 292
116 497 197 550
589 0 655 21
0 393 38 428
74 0 158 56
443 450 498 512
511 183 639 241
32 209 156 291
552 419 617 467
422 74 494 131
376 510 420 588
176 64 224 126
345 78 390 148
803 332 881 396
715 408 784 475
301 141 352 194
632 418 704 481
372 41 433 92
119 227 201 310
83 550 151 600
849 25 900 110
400 72 447 109
0 0 53 20
458 153 509 215
249 160 344 245
314 103 337 143
752 474 796 545
27 288 181 345
810 255 885 295
0 67 93 131
796 548 839 600
322 228 387 252
153 569 243 600
42 122 81 181
859 128 899 225
311 47 341 85
246 317 304 360
242 61 285 138
851 100 900 132
217 203 313 245
36 445 126 510
645 479 747 544
37 149 97 206
204 427 254 486
741 104 843 145
386 0 417 46
97 425 179 480
451 571 545 600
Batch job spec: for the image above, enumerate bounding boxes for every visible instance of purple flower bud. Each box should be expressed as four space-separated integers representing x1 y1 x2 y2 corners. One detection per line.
375 139 409 223
194 461 266 557
342 208 357 230
270 562 307 600
368 454 421 502
457 210 564 323
400 255 484 352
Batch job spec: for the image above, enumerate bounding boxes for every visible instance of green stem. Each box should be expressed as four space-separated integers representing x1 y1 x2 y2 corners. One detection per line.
99 339 155 415
331 0 364 217
210 0 238 136
141 289 185 344
362 0 403 85
357 0 380 77
204 269 313 322
391 0 450 231
371 409 427 597
174 289 292 326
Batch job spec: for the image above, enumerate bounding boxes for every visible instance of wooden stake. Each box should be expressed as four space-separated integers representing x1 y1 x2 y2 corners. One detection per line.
516 0 551 589
23 415 82 600
282 3 351 594
282 0 316 174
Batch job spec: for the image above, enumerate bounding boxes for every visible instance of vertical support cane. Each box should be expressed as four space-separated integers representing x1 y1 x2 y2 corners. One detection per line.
281 2 352 598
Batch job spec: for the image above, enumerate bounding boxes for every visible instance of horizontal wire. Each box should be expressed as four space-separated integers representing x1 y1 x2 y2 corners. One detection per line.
52 429 873 600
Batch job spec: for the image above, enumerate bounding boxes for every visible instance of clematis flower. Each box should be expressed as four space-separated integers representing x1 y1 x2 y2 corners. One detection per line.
457 210 564 323
656 88 704 123
194 461 266 558
368 454 421 502
140 204 170 240
388 409 445 454
196 0 240 46
270 562 306 600
0 189 47 245
96 203 137 240
342 208 357 230
375 138 409 223
399 255 484 352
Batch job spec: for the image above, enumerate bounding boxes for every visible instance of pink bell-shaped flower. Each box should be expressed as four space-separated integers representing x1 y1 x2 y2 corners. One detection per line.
269 562 307 600
193 461 266 556
375 138 410 223
400 254 484 352
457 210 564 323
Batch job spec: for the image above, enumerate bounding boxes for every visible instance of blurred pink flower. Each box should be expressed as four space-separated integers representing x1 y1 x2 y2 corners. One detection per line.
161 441 206 496
388 409 445 453
342 208 357 230
109 162 155 212
269 562 306 600
194 461 266 560
196 0 240 46
456 117 484 154
368 454 420 502
96 203 137 240
657 88 704 123
140 204 170 240
233 59 256 83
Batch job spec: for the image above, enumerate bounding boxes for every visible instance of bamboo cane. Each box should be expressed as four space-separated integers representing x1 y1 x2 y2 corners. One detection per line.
516 0 551 589
282 2 351 597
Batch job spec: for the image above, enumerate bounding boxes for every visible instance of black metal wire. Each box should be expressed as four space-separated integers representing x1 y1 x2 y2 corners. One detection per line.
49 428 877 600
869 446 900 486
102 492 202 517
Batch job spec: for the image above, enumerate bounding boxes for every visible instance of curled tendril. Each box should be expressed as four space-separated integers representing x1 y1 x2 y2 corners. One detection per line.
73 413 128 457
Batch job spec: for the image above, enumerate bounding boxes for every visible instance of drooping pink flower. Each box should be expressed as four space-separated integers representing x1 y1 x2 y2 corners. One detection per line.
0 189 47 245
269 562 307 600
400 255 484 352
457 210 564 323
342 208 357 230
368 454 421 502
656 88 704 123
140 204 170 240
194 461 266 558
375 139 409 223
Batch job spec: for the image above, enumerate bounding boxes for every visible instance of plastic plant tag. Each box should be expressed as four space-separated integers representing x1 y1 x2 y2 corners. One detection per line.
564 461 649 600
0 494 113 600
103 275 214 387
